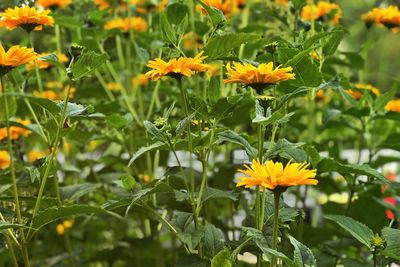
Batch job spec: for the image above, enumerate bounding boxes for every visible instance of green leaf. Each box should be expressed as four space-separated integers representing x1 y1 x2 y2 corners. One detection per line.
120 174 137 191
70 50 107 80
201 187 239 203
0 222 32 231
304 27 346 49
317 158 388 184
322 26 346 56
176 112 196 136
204 33 261 60
60 102 87 117
106 114 130 129
374 82 398 111
324 214 374 249
217 130 257 159
128 141 166 166
381 227 400 260
159 11 177 45
211 248 232 267
204 223 225 257
31 205 106 230
60 183 101 201
208 76 221 103
291 0 307 10
0 95 17 121
288 235 317 266
167 2 189 25
144 120 167 142
199 1 226 27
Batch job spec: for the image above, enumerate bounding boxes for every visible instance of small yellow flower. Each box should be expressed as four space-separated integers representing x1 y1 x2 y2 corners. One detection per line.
46 81 63 89
385 99 400 112
0 150 11 170
131 74 149 87
224 62 295 88
138 173 151 182
145 51 211 81
0 44 37 75
104 17 147 32
0 5 54 32
192 119 210 131
236 159 317 191
0 119 32 141
28 150 49 162
36 0 72 9
362 6 400 30
346 83 380 100
63 219 74 229
26 53 69 71
301 1 342 25
106 82 121 92
56 223 65 235
88 140 98 151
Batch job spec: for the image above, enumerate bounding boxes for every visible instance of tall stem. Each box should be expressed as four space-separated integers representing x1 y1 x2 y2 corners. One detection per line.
0 76 30 267
5 237 19 267
271 190 281 267
55 24 62 54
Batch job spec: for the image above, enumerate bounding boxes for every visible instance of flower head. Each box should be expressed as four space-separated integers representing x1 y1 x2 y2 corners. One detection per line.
200 0 239 17
362 6 400 30
132 74 148 87
0 150 11 170
104 17 147 32
385 99 400 112
236 159 317 191
301 1 342 25
0 5 54 32
0 119 32 141
145 51 211 81
106 82 121 92
36 0 72 9
0 44 37 75
275 0 289 6
224 62 295 88
28 150 49 162
346 83 380 100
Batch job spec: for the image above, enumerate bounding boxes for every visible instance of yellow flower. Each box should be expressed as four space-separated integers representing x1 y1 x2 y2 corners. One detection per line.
26 53 69 71
183 32 204 50
371 234 385 248
0 44 37 75
106 82 121 92
362 6 400 30
0 119 32 141
138 173 151 182
192 119 210 131
385 99 400 112
0 150 11 170
145 51 211 81
275 0 288 6
36 0 72 9
0 5 54 32
33 90 63 100
104 17 147 32
346 83 380 100
200 0 239 17
301 1 342 25
46 81 63 89
28 150 49 162
236 159 317 190
63 219 74 229
224 62 295 88
131 74 148 87
207 62 221 77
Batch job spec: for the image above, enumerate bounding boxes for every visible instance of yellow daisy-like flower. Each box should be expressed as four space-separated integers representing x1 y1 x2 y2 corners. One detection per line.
145 51 211 81
385 99 400 112
0 44 37 75
0 150 11 170
362 6 400 30
346 83 380 100
301 1 342 25
27 150 49 162
224 62 295 88
0 119 32 141
26 53 69 71
36 0 72 9
132 74 149 87
33 90 63 100
275 0 289 6
0 5 54 32
236 159 318 190
104 17 148 32
106 82 121 92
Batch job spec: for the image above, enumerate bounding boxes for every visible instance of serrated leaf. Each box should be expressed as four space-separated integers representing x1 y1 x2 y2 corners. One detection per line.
211 248 232 267
288 235 317 266
204 223 225 257
199 1 226 27
381 227 400 260
324 214 374 249
128 141 166 166
70 50 107 80
217 130 257 159
144 120 167 142
160 11 176 45
176 112 196 135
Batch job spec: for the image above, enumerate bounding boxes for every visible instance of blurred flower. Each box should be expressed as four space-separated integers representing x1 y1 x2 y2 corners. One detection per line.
26 53 69 70
310 51 320 61
0 119 32 141
87 140 98 151
33 90 63 100
56 219 74 235
104 17 147 32
200 0 239 17
183 32 204 50
0 5 54 32
36 0 72 9
362 6 400 31
192 119 210 131
46 81 63 89
106 82 121 92
236 159 317 190
0 44 37 75
224 62 295 88
385 99 400 112
301 1 342 25
207 62 221 77
275 0 288 6
131 74 148 87
145 51 210 81
138 173 151 182
346 83 380 100
0 150 11 170
28 150 49 162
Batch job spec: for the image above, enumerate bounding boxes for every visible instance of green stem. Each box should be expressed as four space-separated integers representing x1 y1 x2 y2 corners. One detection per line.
95 71 115 101
259 188 266 230
5 237 19 267
55 24 62 54
28 85 72 240
115 35 125 68
0 76 30 267
271 191 281 267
